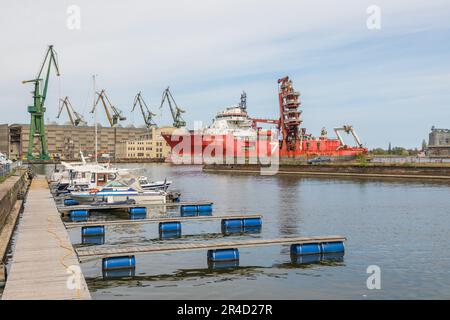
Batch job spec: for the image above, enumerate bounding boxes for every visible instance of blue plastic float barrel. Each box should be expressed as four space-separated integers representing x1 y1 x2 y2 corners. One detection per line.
290 241 345 255
207 248 239 262
82 235 105 245
103 268 135 279
128 207 147 214
242 218 262 228
159 222 181 233
102 255 136 271
221 219 243 229
159 230 182 240
290 243 321 255
180 204 213 214
64 199 79 206
71 216 88 222
70 209 89 217
81 226 105 237
180 205 198 212
321 241 345 253
198 204 213 212
181 211 197 217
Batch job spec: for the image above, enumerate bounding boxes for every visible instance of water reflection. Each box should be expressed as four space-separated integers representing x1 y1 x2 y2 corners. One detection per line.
290 252 345 265
88 256 345 291
82 235 105 245
103 268 136 279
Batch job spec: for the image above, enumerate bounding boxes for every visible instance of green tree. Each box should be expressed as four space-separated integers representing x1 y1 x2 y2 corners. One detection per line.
421 139 427 151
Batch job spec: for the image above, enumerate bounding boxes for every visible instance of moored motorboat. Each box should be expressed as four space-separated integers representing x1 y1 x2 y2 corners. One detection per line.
68 179 167 204
138 176 172 191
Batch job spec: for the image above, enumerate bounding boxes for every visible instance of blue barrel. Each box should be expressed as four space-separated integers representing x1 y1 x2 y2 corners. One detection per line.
207 248 239 262
159 222 181 233
103 268 135 279
198 211 213 217
128 207 147 214
71 216 88 222
81 226 105 237
242 218 262 228
181 211 197 217
321 241 345 253
198 204 213 212
208 260 239 270
180 205 198 213
102 256 136 271
290 243 321 255
222 219 243 229
159 230 181 240
290 253 322 265
129 212 146 220
82 235 105 245
64 199 79 206
70 210 89 217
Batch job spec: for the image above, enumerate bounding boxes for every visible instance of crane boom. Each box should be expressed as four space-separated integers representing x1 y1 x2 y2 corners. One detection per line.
91 89 126 127
333 125 363 148
160 87 186 128
58 96 87 126
23 45 61 160
132 92 157 128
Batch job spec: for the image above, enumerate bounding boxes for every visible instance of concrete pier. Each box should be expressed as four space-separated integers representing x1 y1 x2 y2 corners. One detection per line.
2 175 90 300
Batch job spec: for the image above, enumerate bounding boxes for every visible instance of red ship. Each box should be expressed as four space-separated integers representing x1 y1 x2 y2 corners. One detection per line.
162 76 367 163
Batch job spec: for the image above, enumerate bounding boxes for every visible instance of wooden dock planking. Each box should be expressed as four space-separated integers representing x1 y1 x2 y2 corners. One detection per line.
56 201 214 214
2 176 91 300
64 214 262 229
76 235 346 261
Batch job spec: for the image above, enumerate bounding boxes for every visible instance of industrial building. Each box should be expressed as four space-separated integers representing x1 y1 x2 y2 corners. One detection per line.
0 123 150 160
427 126 450 157
116 126 176 160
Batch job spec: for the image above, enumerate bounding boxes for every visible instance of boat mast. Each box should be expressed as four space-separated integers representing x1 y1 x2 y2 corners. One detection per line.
93 75 98 163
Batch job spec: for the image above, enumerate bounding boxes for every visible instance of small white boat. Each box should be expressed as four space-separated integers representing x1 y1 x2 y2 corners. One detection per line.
138 176 172 191
69 179 166 204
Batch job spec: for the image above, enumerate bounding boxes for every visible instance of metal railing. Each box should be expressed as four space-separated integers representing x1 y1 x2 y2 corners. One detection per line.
370 156 450 164
0 160 22 178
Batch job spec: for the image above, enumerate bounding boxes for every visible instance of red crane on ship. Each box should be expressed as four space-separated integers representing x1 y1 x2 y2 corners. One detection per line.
277 76 302 156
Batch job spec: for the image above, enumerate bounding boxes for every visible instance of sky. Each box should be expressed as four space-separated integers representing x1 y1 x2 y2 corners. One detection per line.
1 0 449 149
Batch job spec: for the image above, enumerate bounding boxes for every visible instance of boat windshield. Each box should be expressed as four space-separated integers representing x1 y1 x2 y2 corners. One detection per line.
103 181 128 188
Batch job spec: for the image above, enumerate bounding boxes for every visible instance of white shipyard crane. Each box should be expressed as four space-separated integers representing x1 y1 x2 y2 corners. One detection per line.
334 125 363 148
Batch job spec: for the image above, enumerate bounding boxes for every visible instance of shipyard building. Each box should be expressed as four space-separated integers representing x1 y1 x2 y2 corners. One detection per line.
426 126 450 157
0 123 152 160
116 126 176 160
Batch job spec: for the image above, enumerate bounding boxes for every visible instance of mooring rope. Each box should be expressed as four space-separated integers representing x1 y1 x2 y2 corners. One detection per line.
46 214 82 299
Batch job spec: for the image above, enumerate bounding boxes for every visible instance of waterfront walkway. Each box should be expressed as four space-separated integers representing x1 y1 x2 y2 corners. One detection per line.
2 175 90 300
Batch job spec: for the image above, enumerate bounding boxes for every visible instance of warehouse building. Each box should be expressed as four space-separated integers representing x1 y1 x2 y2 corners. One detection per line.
426 126 450 157
0 123 150 160
116 126 176 160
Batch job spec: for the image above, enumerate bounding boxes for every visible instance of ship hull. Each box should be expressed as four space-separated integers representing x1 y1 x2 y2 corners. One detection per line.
161 132 367 163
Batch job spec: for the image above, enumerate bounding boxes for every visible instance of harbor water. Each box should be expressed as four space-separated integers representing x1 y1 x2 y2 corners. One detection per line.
9 163 450 299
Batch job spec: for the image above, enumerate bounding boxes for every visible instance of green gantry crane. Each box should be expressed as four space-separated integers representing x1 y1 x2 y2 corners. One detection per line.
132 92 157 128
23 45 61 160
160 87 186 128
